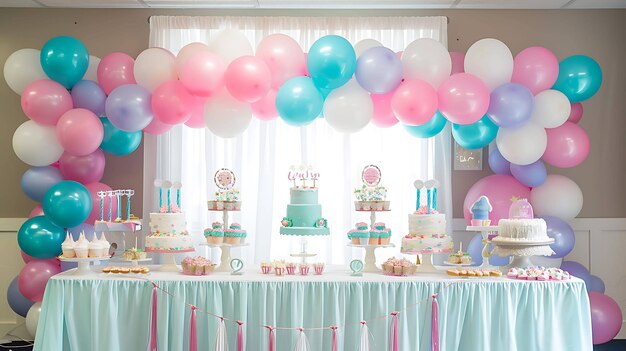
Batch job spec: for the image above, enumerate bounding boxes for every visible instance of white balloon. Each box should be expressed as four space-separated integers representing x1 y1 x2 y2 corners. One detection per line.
354 39 382 57
175 42 210 75
84 55 101 82
25 302 42 338
13 120 63 166
401 38 451 88
204 90 252 138
496 122 547 165
530 90 571 129
208 29 253 66
3 49 47 95
465 38 514 91
134 48 177 92
323 80 373 133
530 175 583 221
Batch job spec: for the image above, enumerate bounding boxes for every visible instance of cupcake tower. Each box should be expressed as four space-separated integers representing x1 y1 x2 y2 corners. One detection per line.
59 232 112 275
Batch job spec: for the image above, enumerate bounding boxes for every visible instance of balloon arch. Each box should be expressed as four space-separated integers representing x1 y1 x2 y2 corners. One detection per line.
5 31 618 343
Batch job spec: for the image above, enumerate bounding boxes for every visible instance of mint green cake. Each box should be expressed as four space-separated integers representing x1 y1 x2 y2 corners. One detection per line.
280 188 329 236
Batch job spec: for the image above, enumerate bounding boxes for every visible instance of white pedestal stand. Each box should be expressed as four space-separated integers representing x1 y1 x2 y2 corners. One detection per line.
201 243 249 272
290 237 317 264
347 244 395 272
113 258 152 266
491 239 555 271
465 226 500 269
146 249 194 272
402 252 443 273
60 257 110 275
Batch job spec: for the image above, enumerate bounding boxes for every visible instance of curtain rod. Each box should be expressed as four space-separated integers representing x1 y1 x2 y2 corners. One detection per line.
147 15 450 24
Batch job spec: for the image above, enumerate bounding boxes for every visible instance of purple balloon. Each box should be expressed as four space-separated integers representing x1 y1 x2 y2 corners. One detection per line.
59 149 105 184
20 166 64 202
60 261 78 271
542 216 575 258
487 83 534 127
6 276 34 318
560 261 591 288
488 148 511 175
510 160 547 187
71 80 106 116
105 84 153 132
589 275 606 293
467 233 511 266
589 291 623 345
68 223 95 241
355 47 403 94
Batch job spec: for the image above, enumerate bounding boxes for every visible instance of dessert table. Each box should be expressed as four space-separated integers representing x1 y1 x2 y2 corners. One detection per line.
33 266 592 351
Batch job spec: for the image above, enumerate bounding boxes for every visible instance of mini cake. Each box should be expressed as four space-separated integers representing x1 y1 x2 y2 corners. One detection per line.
224 223 247 244
61 234 75 258
382 257 417 276
181 256 215 275
470 196 493 226
493 199 549 243
348 222 370 245
448 251 472 264
371 222 391 245
122 248 147 261
204 222 225 244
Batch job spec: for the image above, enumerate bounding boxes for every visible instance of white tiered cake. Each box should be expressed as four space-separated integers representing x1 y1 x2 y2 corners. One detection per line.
145 212 194 252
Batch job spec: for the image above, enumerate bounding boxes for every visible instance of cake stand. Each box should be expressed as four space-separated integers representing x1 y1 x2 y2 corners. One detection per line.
465 226 499 269
146 249 194 272
402 251 451 273
347 243 395 272
491 238 555 268
207 202 240 228
59 256 111 275
111 257 152 266
200 242 249 272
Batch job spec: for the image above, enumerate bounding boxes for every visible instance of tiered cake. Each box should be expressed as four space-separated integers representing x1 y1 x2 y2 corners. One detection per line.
145 180 194 252
280 166 328 236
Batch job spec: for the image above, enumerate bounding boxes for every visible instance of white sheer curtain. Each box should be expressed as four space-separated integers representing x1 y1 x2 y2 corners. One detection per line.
144 16 451 265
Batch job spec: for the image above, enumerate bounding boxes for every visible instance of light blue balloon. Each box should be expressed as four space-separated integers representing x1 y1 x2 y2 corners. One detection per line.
552 55 602 102
7 277 34 318
17 215 64 258
42 181 92 228
404 111 447 138
40 36 89 89
276 77 324 126
510 160 547 187
20 166 64 202
589 275 606 293
452 115 499 149
307 35 356 90
100 117 142 156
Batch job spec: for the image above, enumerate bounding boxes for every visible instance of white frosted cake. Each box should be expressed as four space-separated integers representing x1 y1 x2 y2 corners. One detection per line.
494 218 549 243
401 209 453 254
145 212 194 252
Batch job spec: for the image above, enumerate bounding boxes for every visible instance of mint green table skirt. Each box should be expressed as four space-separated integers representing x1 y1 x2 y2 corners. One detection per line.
33 270 592 351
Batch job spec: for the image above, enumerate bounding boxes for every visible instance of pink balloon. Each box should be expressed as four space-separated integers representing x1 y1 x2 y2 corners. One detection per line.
568 103 584 124
152 80 194 125
251 89 279 121
301 53 309 76
56 108 104 156
21 80 73 126
143 116 174 135
97 52 136 95
224 56 272 103
184 96 209 129
20 251 59 265
59 149 105 184
511 46 559 95
543 121 590 168
395 51 403 59
589 291 623 345
449 52 465 75
18 259 61 302
256 34 305 89
84 182 116 224
463 174 531 225
179 51 225 97
391 79 438 126
371 91 399 128
438 73 490 125
21 251 35 263
29 205 44 218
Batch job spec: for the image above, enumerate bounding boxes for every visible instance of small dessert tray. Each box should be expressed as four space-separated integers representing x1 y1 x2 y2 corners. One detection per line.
443 261 476 266
59 256 111 275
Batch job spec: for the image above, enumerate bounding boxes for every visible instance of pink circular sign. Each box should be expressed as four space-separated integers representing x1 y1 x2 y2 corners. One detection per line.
362 165 381 186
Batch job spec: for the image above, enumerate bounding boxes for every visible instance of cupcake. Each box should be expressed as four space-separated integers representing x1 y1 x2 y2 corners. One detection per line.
182 256 215 275
273 261 286 276
224 223 246 245
61 234 76 258
88 237 101 258
368 231 381 245
260 262 272 274
373 223 391 245
74 232 89 258
313 263 325 275
204 222 225 245
460 254 472 265
286 262 297 275
299 263 310 275
348 222 370 245
98 233 111 257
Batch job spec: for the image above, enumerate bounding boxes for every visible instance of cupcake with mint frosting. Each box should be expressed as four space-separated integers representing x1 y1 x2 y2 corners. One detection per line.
204 222 225 245
371 222 391 245
224 223 246 244
348 222 370 245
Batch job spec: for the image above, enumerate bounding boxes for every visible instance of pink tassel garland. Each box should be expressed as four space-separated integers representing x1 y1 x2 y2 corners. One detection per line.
236 321 244 351
148 283 158 351
264 325 275 351
330 326 338 351
431 294 439 351
389 311 399 351
189 306 197 351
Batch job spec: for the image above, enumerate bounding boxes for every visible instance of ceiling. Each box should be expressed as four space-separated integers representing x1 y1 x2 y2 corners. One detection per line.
1 0 625 9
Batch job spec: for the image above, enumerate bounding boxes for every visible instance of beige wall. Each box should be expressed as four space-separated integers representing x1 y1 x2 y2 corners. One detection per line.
1 8 625 218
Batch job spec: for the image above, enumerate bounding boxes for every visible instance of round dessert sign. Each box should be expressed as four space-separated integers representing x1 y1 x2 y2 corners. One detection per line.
214 168 236 190
362 165 381 187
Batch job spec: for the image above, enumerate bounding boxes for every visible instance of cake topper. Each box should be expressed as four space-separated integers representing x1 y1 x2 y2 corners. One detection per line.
414 179 439 214
97 191 107 221
172 181 182 211
362 165 381 187
470 195 493 226
288 165 319 188
154 179 180 213
509 198 533 219
214 168 236 190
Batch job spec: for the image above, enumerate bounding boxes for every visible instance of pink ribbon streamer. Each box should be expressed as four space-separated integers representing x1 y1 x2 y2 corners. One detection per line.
330 326 338 351
264 325 275 351
390 311 399 351
189 306 197 351
431 294 439 351
148 283 158 351
236 320 244 351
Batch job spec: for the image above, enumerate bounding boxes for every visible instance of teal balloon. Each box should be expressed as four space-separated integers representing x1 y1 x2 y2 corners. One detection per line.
100 117 142 155
452 115 499 149
307 35 356 90
40 36 89 89
404 111 448 138
18 216 64 259
42 181 92 228
276 77 324 126
552 55 602 102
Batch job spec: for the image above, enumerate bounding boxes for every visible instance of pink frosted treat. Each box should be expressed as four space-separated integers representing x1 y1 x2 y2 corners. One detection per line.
299 263 310 275
314 263 325 275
